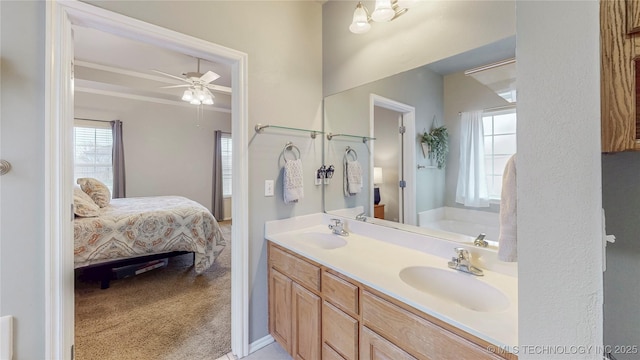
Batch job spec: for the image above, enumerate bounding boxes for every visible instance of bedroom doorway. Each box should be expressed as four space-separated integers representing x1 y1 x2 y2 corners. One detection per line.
46 2 249 359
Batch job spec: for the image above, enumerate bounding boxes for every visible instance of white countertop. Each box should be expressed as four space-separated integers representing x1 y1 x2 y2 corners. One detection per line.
265 213 518 349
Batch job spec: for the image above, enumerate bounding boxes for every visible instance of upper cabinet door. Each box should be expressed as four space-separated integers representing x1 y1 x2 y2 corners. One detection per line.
600 0 640 152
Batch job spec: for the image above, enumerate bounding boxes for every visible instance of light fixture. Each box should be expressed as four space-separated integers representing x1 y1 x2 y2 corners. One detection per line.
349 0 411 34
182 85 215 106
373 167 383 205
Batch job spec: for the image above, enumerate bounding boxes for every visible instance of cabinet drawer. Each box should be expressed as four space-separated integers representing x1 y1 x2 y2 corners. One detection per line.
322 271 359 315
360 326 416 360
322 302 358 360
323 343 346 360
361 291 503 360
270 244 320 291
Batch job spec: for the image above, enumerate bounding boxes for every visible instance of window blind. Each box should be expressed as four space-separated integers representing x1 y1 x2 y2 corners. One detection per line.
221 133 232 197
74 123 114 194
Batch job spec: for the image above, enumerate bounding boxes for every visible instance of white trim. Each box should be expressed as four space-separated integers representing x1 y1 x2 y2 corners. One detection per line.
370 94 417 225
74 60 232 94
75 86 232 113
248 335 274 354
46 1 250 359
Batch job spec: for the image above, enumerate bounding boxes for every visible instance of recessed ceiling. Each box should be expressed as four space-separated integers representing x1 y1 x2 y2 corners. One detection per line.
73 25 233 112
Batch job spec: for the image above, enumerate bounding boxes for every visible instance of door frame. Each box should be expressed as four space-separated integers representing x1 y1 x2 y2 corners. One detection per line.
45 2 250 359
369 94 416 225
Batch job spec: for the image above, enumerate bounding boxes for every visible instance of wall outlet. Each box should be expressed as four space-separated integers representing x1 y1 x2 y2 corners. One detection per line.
0 316 13 360
264 180 274 197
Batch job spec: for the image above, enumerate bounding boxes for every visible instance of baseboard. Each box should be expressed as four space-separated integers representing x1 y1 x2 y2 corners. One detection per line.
248 334 274 354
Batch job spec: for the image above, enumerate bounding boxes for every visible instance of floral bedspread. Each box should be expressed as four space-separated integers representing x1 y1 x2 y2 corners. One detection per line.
74 196 225 273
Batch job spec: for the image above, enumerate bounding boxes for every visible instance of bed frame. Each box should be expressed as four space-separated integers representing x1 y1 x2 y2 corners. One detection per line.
77 251 193 289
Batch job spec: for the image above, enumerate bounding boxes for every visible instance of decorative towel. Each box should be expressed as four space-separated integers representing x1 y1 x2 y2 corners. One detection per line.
344 160 363 196
498 154 517 262
283 159 304 204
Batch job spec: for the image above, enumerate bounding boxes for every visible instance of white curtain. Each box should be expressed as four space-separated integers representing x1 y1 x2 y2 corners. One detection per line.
455 110 489 207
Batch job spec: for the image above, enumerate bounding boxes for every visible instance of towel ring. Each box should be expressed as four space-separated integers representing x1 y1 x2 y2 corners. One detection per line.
344 146 358 161
283 142 301 161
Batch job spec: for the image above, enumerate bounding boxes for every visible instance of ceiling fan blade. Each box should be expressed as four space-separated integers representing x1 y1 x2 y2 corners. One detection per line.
199 71 220 84
151 69 191 83
161 84 192 89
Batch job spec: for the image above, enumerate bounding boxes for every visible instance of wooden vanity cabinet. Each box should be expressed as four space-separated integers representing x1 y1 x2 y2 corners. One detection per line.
269 244 321 360
267 242 516 360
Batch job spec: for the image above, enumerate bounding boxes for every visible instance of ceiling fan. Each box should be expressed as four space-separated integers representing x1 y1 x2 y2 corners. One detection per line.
152 58 220 105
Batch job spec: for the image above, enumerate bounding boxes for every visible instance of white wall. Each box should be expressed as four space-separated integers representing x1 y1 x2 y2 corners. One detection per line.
322 0 516 96
517 1 602 358
374 107 400 221
75 93 232 213
443 71 509 213
0 2 46 359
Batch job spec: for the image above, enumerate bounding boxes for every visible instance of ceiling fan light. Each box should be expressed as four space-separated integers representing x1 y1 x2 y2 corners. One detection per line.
202 95 214 105
372 0 395 22
190 98 201 105
182 89 194 102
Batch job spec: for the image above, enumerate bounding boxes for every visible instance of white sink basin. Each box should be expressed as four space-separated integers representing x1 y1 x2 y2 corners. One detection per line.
300 232 347 250
399 266 510 312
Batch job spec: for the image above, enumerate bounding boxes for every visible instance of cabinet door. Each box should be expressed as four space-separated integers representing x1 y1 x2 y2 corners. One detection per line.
322 301 358 360
269 269 292 353
360 327 417 360
292 282 321 360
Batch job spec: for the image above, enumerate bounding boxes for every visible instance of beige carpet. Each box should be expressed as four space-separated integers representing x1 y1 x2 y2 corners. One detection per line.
74 221 232 360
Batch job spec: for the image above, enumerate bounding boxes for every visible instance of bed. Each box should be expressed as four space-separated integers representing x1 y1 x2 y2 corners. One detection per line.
74 195 226 287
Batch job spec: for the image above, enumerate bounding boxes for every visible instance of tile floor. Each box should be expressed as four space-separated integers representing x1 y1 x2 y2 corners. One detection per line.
215 342 291 360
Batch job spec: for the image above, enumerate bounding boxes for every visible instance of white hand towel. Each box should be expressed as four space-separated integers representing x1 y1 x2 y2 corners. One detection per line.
498 154 517 262
283 159 304 204
345 160 363 196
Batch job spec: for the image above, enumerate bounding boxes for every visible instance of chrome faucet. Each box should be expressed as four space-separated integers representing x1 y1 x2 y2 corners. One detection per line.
448 247 483 276
474 233 488 247
328 218 349 236
355 212 367 222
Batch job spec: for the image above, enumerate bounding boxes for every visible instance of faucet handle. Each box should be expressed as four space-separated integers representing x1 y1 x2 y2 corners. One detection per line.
454 247 469 259
330 218 342 225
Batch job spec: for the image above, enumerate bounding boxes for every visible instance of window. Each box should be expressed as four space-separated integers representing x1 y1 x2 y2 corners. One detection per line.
74 120 113 195
483 109 517 200
221 133 232 197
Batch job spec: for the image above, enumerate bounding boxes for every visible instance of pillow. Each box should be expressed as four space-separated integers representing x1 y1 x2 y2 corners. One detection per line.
77 178 111 208
73 186 100 217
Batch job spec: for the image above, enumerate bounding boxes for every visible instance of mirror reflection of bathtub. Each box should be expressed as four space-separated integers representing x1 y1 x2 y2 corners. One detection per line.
418 207 499 249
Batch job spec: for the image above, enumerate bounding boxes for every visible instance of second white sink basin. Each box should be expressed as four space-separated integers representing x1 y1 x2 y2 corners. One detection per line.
300 232 347 250
399 266 510 312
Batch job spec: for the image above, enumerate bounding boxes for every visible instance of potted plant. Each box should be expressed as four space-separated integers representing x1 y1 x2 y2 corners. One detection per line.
420 125 449 169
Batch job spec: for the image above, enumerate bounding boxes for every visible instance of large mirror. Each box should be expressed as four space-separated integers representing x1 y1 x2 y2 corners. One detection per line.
323 35 516 247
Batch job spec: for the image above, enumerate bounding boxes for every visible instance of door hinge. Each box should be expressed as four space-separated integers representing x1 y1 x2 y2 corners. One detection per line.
399 126 406 134
71 345 74 360
71 203 75 220
399 180 406 188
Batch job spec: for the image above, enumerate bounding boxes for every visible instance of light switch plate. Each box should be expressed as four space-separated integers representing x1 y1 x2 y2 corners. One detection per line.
0 316 13 360
264 180 274 197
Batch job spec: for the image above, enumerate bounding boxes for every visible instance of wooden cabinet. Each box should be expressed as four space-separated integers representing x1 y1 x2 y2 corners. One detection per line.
601 0 640 151
373 204 384 219
267 242 516 360
360 326 417 360
269 245 321 360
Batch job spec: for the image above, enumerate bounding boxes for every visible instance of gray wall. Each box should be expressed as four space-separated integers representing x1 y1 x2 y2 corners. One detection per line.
0 2 46 359
374 107 400 222
602 152 640 360
76 93 232 214
443 71 511 213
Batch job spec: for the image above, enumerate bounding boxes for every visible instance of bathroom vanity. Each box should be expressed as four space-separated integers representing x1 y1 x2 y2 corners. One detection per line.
265 213 518 360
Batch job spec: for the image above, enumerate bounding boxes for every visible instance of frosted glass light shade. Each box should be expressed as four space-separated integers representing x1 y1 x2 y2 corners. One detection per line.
371 0 395 22
182 89 194 101
349 2 371 34
202 94 214 105
374 167 384 184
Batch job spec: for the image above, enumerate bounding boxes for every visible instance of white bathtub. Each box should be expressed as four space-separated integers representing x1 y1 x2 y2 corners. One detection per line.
418 207 500 246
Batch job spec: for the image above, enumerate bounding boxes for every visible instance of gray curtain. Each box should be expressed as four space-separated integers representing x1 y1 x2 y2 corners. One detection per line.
212 130 224 219
111 120 126 198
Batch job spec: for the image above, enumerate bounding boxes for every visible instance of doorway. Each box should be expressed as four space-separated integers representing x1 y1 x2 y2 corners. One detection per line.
46 2 249 359
369 94 416 225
